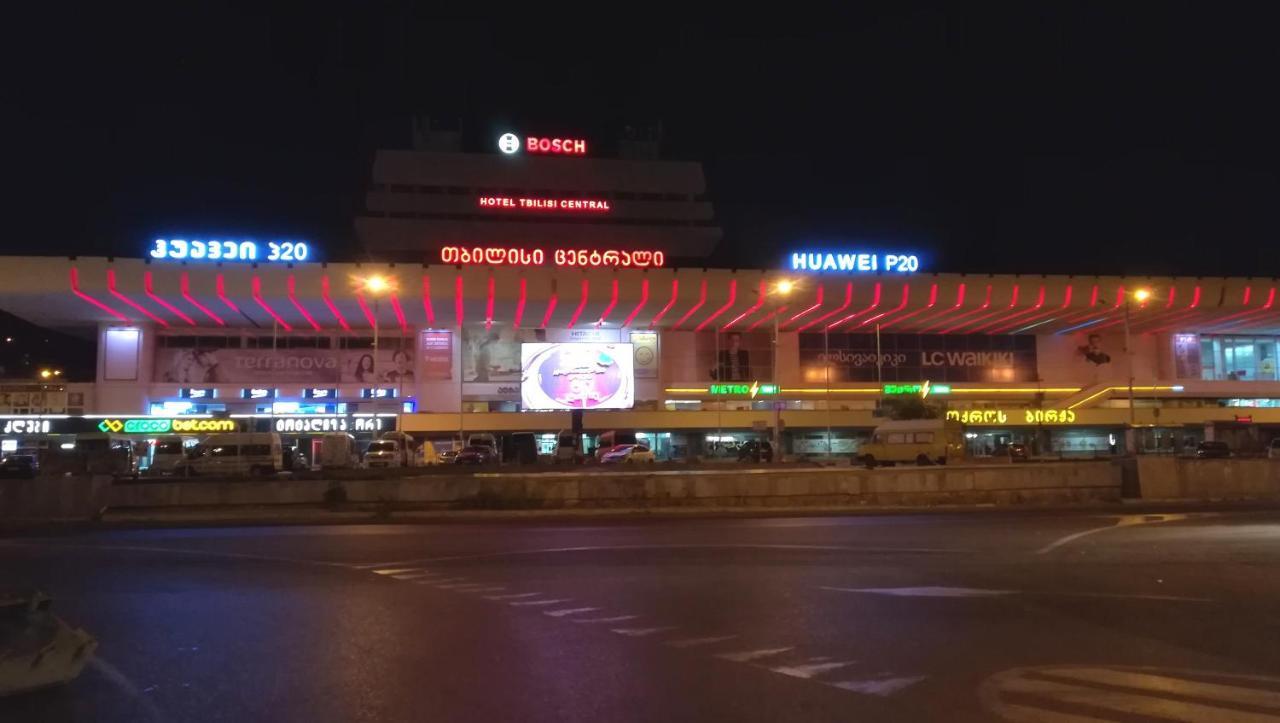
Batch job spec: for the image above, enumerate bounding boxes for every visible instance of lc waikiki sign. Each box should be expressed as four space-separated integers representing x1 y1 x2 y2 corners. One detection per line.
96 418 238 434
789 251 921 273
497 133 588 156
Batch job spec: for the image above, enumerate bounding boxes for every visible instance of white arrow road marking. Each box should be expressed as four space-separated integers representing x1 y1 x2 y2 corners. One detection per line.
769 661 857 679
830 676 926 696
717 647 795 663
510 598 571 607
573 615 639 624
821 586 1014 598
666 635 739 649
611 627 676 637
543 607 600 618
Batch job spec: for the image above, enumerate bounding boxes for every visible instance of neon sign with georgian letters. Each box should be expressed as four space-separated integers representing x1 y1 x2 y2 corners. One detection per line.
149 238 311 263
789 251 920 273
478 196 611 213
440 247 665 268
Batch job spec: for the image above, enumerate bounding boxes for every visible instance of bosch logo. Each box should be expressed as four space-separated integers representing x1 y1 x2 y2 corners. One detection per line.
498 133 521 154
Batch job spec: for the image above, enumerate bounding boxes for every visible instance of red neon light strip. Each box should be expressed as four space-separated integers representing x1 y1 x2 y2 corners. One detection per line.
747 305 789 332
454 276 464 326
988 285 1073 334
620 279 649 328
286 276 322 331
216 275 241 315
389 294 408 333
827 283 884 330
354 293 376 329
855 284 910 328
597 279 619 326
513 278 527 329
251 276 291 331
781 285 824 329
1050 284 1106 328
485 276 495 331
797 283 854 332
1060 286 1128 333
694 280 738 331
144 272 196 325
672 280 709 330
107 269 168 327
540 289 558 328
970 286 1045 334
180 272 224 326
909 284 967 330
567 279 590 329
721 281 768 331
1138 285 1204 334
1204 287 1277 332
879 283 937 331
942 285 1020 334
1106 286 1191 333
320 277 351 331
69 267 128 321
648 279 680 328
421 277 435 325
920 285 992 334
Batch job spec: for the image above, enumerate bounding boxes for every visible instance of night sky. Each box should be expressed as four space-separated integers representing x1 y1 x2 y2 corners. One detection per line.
8 5 1279 278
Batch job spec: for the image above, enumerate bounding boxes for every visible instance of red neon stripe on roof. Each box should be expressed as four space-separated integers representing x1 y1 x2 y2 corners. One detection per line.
513 278 527 329
826 283 883 330
944 285 1021 334
597 279 619 326
353 292 376 329
620 278 649 328
251 276 291 331
540 289 558 328
421 277 435 325
649 279 680 328
454 276 464 326
70 267 128 321
672 280 708 330
747 304 788 331
567 279 590 328
856 283 910 328
970 285 1045 334
780 284 824 329
216 275 241 315
286 276 322 331
921 284 992 334
389 294 408 333
485 276 495 331
909 283 967 330
180 272 224 326
722 281 768 331
694 279 738 331
797 283 854 332
988 284 1072 334
879 283 937 331
108 269 168 327
1195 286 1275 332
320 277 351 331
144 271 196 325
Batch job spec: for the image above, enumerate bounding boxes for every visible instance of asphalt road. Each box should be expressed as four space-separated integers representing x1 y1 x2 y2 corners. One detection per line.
6 505 1280 722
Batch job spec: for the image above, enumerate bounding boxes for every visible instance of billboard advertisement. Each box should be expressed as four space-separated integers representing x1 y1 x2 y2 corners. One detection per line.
799 332 1037 383
154 343 416 385
520 343 634 410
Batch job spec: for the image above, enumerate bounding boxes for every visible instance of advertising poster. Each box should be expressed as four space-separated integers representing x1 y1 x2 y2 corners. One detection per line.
693 331 774 382
1173 333 1202 379
419 330 453 381
462 325 541 382
154 343 416 385
629 331 659 379
798 332 1037 383
520 342 635 410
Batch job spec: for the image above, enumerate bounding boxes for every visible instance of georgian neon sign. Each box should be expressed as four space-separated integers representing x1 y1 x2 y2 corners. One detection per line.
150 239 311 263
478 196 611 213
496 133 588 155
440 247 665 268
789 251 920 273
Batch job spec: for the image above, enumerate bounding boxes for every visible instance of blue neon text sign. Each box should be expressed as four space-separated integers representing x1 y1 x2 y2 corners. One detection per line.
789 251 920 273
150 239 311 263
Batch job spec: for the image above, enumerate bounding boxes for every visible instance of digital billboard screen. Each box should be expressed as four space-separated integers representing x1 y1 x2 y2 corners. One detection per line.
520 343 635 410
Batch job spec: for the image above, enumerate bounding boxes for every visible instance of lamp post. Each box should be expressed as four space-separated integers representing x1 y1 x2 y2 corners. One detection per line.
1124 288 1151 450
772 279 794 462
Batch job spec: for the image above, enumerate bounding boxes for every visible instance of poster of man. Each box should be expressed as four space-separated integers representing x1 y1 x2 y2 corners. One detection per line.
462 325 523 382
1077 333 1112 366
694 331 772 382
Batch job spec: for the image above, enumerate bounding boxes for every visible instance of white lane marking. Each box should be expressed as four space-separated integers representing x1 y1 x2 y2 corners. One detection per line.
821 586 1014 598
375 543 964 567
373 567 425 576
611 626 677 637
1037 514 1189 555
428 579 470 586
465 586 507 593
442 583 493 591
666 635 739 649
769 661 857 679
1044 667 1280 709
574 615 640 624
995 674 1278 722
717 647 795 663
543 607 600 618
1043 591 1211 603
830 676 926 697
485 592 542 600
88 658 164 722
391 571 437 580
510 598 571 607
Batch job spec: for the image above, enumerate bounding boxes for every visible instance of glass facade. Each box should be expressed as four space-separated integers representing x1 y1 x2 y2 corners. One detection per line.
1199 335 1279 381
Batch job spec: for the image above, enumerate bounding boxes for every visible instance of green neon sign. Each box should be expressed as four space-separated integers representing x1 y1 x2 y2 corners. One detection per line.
97 418 173 434
708 382 779 398
882 381 951 397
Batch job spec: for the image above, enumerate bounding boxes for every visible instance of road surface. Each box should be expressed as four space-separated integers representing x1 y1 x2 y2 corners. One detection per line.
5 505 1280 721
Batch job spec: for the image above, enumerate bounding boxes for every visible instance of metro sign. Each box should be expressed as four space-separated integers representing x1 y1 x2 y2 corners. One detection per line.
497 133 588 156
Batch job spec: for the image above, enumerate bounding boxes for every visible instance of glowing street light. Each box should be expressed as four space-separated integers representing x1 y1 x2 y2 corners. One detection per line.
776 279 794 296
363 275 390 294
1133 288 1151 303
38 369 61 379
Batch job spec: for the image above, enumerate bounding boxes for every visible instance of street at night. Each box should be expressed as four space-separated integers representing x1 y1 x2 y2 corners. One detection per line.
6 506 1280 721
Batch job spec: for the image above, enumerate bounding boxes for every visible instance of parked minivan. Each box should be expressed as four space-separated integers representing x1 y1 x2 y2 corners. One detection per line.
148 436 190 475
857 419 966 467
182 433 282 477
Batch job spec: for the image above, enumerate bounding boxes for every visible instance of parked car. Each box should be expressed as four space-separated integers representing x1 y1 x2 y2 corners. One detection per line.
737 440 774 464
1269 438 1280 460
438 448 460 464
600 444 656 464
553 431 583 465
0 454 38 479
1195 441 1231 459
453 445 498 465
1003 443 1029 462
365 439 410 468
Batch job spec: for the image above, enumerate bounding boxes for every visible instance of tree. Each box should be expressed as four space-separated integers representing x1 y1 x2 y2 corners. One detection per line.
880 396 940 421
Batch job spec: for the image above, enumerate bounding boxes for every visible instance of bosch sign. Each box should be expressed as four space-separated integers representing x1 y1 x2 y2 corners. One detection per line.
496 133 587 156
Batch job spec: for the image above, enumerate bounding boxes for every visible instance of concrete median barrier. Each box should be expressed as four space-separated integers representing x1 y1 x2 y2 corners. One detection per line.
1137 457 1280 500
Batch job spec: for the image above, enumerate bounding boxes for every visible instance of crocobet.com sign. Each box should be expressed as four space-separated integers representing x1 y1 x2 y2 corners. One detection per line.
96 418 237 434
273 417 387 434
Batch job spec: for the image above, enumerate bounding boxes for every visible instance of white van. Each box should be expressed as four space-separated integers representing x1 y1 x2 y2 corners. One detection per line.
148 435 190 475
857 419 966 467
319 433 359 469
184 433 282 477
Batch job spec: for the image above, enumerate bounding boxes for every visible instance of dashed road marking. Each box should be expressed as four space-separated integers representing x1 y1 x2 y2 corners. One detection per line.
666 635 739 649
717 647 795 663
830 676 926 696
390 571 436 580
821 585 1014 598
509 598 572 607
465 586 507 593
372 567 424 576
573 615 640 624
611 626 677 637
769 660 857 679
543 607 600 618
485 592 542 600
443 583 494 591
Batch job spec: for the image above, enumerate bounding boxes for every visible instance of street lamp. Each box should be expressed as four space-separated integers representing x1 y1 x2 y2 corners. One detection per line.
358 275 394 354
1123 288 1152 447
